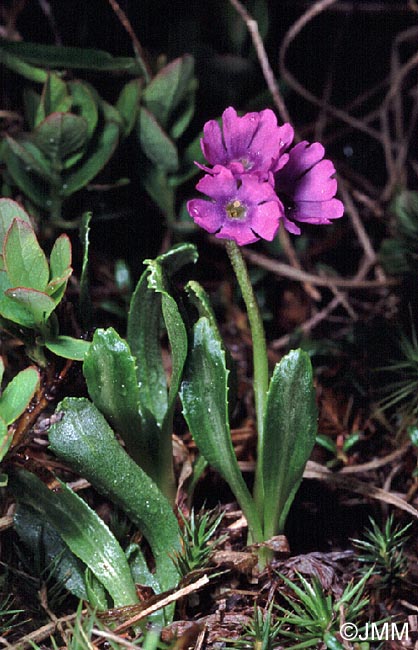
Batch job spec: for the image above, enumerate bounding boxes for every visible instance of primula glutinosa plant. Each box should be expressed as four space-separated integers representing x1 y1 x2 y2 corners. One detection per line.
182 107 344 554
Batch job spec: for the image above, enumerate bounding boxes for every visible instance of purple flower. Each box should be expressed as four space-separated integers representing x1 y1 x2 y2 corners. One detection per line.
187 166 283 246
274 141 344 235
200 107 293 179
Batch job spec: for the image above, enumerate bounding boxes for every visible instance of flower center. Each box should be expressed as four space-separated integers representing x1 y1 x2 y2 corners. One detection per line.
226 199 246 220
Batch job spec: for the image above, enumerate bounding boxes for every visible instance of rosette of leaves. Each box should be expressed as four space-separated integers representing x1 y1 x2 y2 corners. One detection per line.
0 357 40 485
1 71 140 224
0 199 90 362
10 245 200 617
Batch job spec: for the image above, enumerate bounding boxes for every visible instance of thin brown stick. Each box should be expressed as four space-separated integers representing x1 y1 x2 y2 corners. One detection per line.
278 227 321 301
106 0 152 82
271 295 343 350
238 246 396 289
228 0 291 125
12 611 84 650
279 0 386 144
114 575 210 634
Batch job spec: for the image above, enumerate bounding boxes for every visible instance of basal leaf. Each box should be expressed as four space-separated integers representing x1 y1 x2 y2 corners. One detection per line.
262 349 317 537
0 366 40 425
180 317 263 542
48 397 181 598
138 107 179 172
4 219 49 291
10 468 138 607
44 336 90 361
145 259 189 498
83 328 147 471
127 244 197 431
14 504 88 600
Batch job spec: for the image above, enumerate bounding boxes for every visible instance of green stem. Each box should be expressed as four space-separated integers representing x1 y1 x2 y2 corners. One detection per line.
225 240 269 521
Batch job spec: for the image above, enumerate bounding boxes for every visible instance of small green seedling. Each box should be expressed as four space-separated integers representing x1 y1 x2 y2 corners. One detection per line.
352 514 412 589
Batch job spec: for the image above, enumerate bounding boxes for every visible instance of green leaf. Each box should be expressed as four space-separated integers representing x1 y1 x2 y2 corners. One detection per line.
127 244 197 428
170 87 196 140
83 328 147 469
0 366 40 425
68 81 99 140
0 47 48 83
3 144 50 209
3 219 49 291
44 336 90 361
0 40 142 74
116 79 142 138
50 234 72 279
47 234 72 303
14 504 88 600
5 136 56 182
35 73 72 126
10 468 138 607
262 350 317 537
5 287 56 326
145 258 189 498
138 107 179 172
315 434 337 455
48 397 181 598
33 112 88 166
79 212 92 329
142 55 195 129
62 120 120 196
0 416 11 462
139 161 175 217
23 88 41 130
0 199 31 247
180 317 263 542
0 357 4 385
0 269 42 328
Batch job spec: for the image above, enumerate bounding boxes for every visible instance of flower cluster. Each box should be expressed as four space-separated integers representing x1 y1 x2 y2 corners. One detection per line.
187 107 344 246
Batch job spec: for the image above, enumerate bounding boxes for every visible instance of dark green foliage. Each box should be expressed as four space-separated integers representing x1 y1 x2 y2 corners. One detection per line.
352 514 411 589
172 507 226 576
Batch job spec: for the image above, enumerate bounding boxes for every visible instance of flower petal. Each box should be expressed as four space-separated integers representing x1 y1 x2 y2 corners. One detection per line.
201 120 227 165
216 222 260 246
187 199 224 233
290 198 345 224
276 141 325 193
222 107 260 160
248 201 282 241
238 174 279 205
293 159 338 202
195 166 236 201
